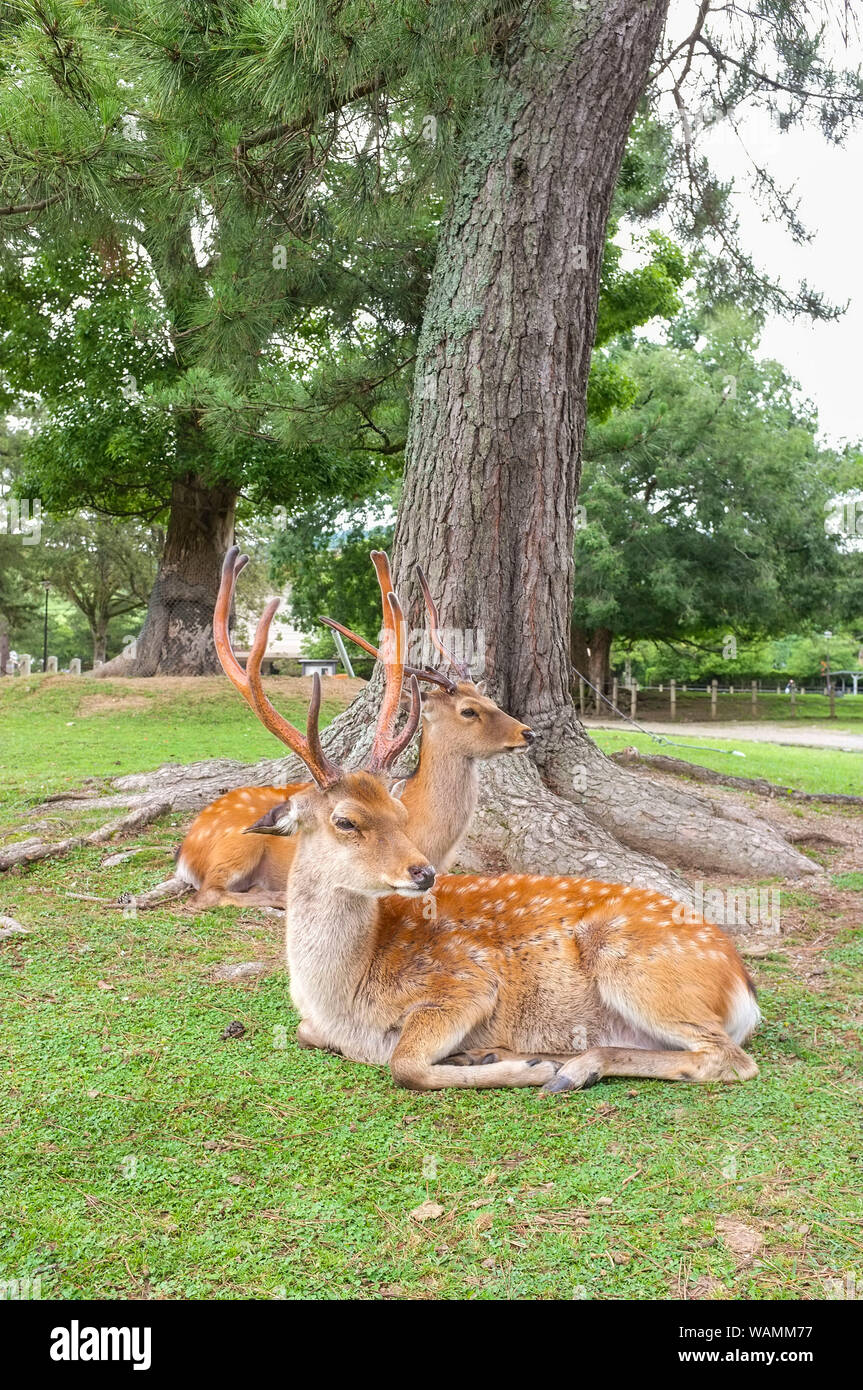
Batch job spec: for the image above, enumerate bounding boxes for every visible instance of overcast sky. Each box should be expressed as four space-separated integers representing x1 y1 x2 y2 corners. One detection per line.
657 2 863 449
703 112 863 449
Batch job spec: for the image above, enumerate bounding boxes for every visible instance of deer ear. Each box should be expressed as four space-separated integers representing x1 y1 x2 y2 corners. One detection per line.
474 679 487 695
390 779 407 801
243 800 298 836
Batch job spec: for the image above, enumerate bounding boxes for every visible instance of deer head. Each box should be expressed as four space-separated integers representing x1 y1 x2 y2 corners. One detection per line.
214 547 435 897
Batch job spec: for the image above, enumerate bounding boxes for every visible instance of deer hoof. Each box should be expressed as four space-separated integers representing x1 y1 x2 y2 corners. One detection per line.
542 1068 599 1094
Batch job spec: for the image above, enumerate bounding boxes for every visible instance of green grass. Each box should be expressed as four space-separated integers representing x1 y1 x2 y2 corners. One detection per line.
591 730 863 797
1 678 861 1300
0 675 347 831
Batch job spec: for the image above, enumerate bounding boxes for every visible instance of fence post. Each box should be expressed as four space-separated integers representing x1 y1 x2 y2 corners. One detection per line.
578 677 585 715
751 680 757 716
630 682 637 719
710 679 718 719
611 677 618 710
790 685 796 717
670 679 676 720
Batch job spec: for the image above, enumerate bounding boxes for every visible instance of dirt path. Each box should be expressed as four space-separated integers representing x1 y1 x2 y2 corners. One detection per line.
584 717 863 753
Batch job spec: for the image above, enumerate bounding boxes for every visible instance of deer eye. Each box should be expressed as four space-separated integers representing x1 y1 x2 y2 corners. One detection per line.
332 816 357 832
460 707 479 719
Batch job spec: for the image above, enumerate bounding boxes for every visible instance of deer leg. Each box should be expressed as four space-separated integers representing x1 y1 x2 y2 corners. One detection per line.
390 1008 559 1092
542 1032 758 1094
445 1046 574 1067
296 1018 342 1054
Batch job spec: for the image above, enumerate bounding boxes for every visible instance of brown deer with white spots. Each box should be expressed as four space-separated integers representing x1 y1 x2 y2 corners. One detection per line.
217 547 761 1094
174 552 533 910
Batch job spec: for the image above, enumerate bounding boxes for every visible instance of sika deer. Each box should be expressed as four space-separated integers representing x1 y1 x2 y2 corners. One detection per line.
217 548 761 1094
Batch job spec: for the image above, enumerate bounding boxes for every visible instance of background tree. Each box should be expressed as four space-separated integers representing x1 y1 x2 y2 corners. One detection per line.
0 426 38 674
40 515 160 666
0 0 459 672
573 312 842 695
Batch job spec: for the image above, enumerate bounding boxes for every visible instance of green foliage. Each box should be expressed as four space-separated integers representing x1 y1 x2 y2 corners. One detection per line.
270 505 395 655
576 311 843 651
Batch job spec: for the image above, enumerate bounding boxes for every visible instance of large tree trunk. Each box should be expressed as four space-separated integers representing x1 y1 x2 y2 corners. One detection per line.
95 475 236 677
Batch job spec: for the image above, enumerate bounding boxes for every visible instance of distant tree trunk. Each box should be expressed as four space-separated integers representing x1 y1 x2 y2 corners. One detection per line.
95 475 236 677
92 626 108 667
588 628 612 703
0 624 9 676
570 622 591 690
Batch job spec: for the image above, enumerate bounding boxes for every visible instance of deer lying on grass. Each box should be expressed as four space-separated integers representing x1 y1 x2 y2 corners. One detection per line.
216 546 761 1093
173 552 533 910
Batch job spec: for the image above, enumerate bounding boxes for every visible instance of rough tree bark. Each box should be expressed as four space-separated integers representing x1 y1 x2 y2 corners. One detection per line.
95 475 237 677
2 0 818 895
380 0 814 886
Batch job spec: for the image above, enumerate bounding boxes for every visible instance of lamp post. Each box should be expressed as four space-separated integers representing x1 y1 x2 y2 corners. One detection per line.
42 579 50 672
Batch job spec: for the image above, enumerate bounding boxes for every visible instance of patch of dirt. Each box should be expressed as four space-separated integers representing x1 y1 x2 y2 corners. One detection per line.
715 1216 764 1265
78 694 153 716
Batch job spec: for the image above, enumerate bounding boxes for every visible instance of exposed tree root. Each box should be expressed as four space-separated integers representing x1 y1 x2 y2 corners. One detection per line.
0 801 171 871
528 706 819 881
125 875 192 910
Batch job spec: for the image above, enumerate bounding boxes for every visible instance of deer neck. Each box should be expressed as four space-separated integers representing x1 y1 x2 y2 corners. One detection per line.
402 725 478 871
285 842 379 1025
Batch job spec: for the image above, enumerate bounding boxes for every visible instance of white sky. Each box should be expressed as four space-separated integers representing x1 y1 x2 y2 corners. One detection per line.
659 1 863 448
703 112 863 448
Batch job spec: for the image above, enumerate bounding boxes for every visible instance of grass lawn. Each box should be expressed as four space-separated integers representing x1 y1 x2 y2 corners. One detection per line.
590 730 863 797
1 678 861 1300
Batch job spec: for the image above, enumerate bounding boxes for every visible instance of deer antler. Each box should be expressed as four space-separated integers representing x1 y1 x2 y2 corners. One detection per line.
214 546 342 789
414 564 472 680
365 553 422 772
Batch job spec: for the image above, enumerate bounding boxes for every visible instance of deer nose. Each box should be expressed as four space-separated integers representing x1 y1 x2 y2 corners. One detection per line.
408 864 436 892
522 728 536 744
